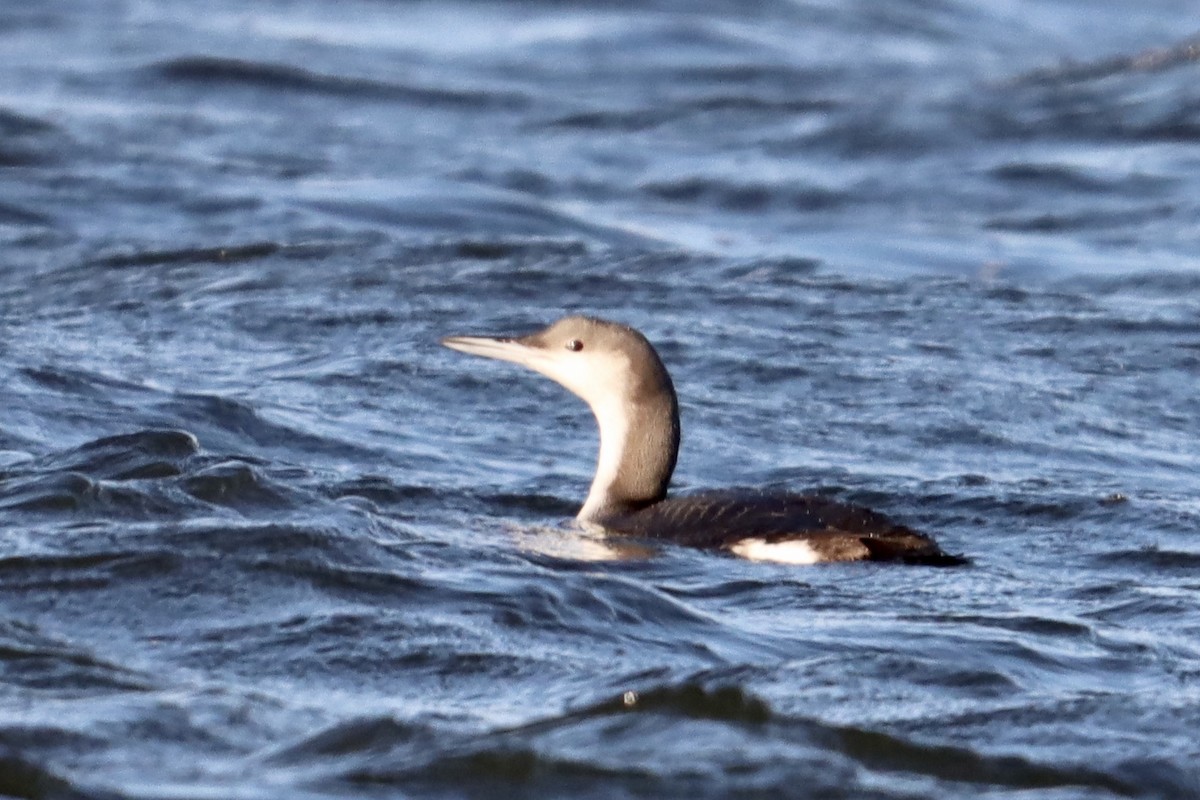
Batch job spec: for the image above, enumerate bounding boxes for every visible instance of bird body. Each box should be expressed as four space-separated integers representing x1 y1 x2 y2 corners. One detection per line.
443 316 964 566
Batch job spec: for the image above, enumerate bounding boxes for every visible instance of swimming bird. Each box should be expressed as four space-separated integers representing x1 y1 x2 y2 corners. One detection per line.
442 316 964 566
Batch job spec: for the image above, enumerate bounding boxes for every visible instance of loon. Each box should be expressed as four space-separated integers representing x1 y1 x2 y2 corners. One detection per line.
442 316 965 566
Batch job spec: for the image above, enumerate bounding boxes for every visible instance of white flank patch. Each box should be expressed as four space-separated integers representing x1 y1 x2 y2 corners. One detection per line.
729 538 823 565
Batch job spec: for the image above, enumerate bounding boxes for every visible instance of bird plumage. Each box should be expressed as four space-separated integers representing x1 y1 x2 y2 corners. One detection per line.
442 315 965 566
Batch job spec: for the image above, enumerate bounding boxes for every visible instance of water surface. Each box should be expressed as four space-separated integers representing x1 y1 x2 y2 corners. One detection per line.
2 1 1200 797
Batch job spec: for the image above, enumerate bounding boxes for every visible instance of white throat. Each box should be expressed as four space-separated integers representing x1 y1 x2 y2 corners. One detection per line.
578 396 631 521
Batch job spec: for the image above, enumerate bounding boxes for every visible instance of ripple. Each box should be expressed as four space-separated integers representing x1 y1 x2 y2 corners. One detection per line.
1009 32 1200 86
33 430 199 479
0 430 206 517
544 107 679 132
299 183 659 248
1096 548 1200 573
0 547 183 590
179 460 292 508
0 619 154 692
0 743 99 800
641 176 846 212
597 682 770 724
18 366 154 401
820 723 1138 796
0 108 56 137
274 679 1159 797
157 393 372 459
0 202 54 226
264 714 434 765
151 55 528 109
984 204 1177 233
0 472 189 517
90 241 283 270
0 107 62 168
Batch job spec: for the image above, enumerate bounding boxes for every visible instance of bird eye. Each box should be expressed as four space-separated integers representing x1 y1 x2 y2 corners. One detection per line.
565 339 584 352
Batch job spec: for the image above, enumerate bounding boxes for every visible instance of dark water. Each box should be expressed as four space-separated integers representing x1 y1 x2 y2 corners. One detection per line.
3 1 1200 797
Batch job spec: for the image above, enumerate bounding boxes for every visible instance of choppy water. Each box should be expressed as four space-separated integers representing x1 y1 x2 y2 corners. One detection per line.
3 1 1200 798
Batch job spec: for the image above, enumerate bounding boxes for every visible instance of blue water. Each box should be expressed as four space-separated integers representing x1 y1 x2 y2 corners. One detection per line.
2 2 1200 797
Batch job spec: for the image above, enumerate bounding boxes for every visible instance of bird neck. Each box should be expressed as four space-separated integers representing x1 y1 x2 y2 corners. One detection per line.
577 384 679 521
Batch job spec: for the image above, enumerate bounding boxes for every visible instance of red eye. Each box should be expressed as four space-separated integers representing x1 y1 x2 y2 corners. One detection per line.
565 339 584 352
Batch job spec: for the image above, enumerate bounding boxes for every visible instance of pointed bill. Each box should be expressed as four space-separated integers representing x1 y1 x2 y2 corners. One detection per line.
441 335 547 369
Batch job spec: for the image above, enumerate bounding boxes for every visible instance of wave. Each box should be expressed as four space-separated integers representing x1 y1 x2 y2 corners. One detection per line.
150 55 529 109
261 679 1169 798
640 176 846 213
1009 31 1200 86
0 743 106 800
0 619 154 693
